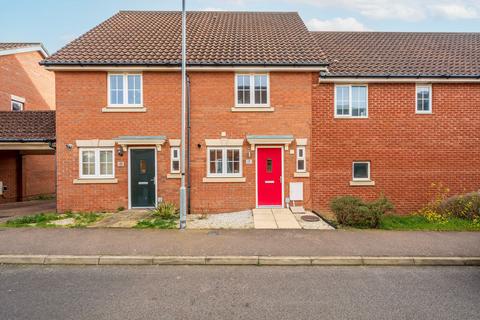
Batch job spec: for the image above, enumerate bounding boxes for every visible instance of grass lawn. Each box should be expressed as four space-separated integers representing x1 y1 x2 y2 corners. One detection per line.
0 212 103 228
379 215 480 231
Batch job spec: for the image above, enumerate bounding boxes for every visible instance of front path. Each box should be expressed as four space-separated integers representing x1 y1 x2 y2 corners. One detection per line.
0 200 56 223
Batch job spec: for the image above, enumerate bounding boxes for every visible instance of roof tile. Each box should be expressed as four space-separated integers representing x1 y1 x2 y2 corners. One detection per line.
0 111 55 141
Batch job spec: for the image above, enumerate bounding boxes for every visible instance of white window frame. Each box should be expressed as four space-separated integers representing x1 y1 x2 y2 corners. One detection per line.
296 146 306 172
107 72 143 107
11 99 24 111
79 148 115 179
207 147 242 178
334 84 368 118
352 161 371 181
234 73 270 108
416 84 432 114
170 147 180 174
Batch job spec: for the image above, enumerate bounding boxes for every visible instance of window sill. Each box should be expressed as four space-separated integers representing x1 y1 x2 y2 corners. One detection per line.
334 116 368 119
349 180 375 186
231 107 274 112
102 106 146 113
202 177 246 183
73 178 118 184
167 173 181 179
415 112 433 115
294 172 310 178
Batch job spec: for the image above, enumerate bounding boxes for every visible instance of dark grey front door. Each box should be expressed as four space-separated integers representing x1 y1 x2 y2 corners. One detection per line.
130 149 156 208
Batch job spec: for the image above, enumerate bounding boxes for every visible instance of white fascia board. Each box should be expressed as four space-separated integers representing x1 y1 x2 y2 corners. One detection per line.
44 65 328 72
0 45 49 58
320 77 480 83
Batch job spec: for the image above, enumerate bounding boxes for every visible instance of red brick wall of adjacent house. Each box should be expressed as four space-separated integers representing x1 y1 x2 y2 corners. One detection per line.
55 71 312 213
0 51 55 111
311 81 480 214
0 51 55 204
0 151 19 203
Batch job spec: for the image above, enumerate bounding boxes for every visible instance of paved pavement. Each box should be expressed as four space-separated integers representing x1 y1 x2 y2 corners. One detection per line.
0 228 478 257
0 265 478 319
253 208 302 229
0 200 55 222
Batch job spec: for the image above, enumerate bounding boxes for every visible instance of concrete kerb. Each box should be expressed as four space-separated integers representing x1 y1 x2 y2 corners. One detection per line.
0 255 479 266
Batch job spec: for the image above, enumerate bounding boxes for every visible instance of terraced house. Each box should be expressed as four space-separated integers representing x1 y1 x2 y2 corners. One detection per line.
41 11 480 214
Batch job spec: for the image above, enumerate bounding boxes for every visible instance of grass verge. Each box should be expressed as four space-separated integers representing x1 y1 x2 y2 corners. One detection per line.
379 215 480 231
0 212 103 228
134 217 177 229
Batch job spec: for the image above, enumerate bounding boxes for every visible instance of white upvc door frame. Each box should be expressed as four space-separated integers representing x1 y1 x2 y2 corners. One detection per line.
255 145 284 209
128 146 158 209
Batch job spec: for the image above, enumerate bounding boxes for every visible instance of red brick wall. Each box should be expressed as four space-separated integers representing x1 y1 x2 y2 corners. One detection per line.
55 71 313 213
189 72 312 213
0 151 19 203
312 81 480 214
23 155 55 199
0 51 55 111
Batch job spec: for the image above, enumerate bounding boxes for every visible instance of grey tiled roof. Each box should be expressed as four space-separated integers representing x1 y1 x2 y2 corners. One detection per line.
42 11 327 66
312 31 480 78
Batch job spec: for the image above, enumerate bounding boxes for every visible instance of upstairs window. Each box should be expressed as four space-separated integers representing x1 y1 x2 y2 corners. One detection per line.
108 73 142 106
236 74 269 107
207 147 242 177
11 99 24 111
416 85 432 114
335 85 368 118
79 148 114 179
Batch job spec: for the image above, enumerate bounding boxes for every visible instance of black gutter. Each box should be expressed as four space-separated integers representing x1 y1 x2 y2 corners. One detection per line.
0 138 55 143
40 61 329 67
320 74 480 79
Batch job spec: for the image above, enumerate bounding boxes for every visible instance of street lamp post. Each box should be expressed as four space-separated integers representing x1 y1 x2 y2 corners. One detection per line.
179 0 187 229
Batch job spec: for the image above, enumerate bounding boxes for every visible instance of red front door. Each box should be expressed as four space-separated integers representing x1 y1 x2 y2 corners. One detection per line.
257 147 283 207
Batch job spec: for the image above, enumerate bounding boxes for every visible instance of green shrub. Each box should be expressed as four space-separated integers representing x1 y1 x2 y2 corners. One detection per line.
150 202 179 219
438 192 480 221
330 195 394 228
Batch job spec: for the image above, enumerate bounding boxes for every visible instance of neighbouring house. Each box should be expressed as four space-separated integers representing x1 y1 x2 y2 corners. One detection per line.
41 11 480 214
0 43 56 203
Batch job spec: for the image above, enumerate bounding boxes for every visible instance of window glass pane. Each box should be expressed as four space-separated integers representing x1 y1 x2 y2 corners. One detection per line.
237 75 250 104
82 151 95 175
353 163 369 179
297 160 305 171
226 149 240 174
172 160 180 172
352 86 367 117
110 75 124 104
254 75 267 104
100 150 113 175
336 86 350 115
209 149 223 174
266 159 273 173
139 159 147 174
11 100 24 111
127 75 141 105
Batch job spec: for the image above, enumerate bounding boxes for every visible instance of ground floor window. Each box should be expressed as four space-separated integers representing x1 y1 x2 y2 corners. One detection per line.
171 147 180 173
207 147 242 177
352 161 370 181
79 148 114 179
296 146 306 172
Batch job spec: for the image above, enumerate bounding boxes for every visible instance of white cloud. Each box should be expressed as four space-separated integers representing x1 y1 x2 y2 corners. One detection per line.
201 7 225 11
285 0 480 21
430 4 479 19
307 17 370 31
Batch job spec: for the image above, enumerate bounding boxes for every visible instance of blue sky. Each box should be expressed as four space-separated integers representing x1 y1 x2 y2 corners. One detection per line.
1 0 479 53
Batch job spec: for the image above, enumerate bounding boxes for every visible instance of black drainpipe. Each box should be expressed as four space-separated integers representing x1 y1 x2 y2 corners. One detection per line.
187 73 191 214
